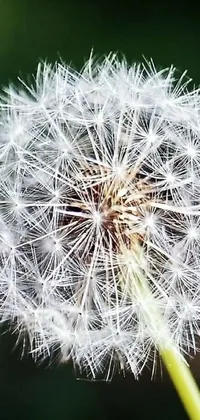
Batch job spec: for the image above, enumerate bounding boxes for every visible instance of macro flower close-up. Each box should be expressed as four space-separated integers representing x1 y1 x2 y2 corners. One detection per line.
1 55 200 385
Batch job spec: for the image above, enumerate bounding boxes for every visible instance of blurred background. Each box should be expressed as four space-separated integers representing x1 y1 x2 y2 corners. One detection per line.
0 0 200 419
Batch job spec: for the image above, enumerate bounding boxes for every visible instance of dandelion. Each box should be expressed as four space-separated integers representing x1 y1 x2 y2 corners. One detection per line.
1 53 200 418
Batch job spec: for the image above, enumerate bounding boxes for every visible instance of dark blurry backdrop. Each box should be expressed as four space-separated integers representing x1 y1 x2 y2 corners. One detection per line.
0 1 200 419
0 0 200 84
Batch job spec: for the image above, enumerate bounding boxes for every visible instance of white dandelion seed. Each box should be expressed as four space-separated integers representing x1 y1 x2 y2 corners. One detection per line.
1 54 200 401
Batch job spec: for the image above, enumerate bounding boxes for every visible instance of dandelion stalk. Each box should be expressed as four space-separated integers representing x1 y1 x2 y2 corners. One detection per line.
120 244 200 419
0 53 200 418
161 348 200 420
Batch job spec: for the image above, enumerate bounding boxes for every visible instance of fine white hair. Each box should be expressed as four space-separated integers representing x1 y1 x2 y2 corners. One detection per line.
0 53 200 379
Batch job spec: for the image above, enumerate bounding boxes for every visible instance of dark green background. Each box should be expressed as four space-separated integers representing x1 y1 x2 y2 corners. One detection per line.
0 1 199 419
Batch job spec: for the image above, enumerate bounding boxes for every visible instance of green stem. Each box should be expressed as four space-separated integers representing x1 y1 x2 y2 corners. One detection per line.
161 348 200 420
119 244 200 420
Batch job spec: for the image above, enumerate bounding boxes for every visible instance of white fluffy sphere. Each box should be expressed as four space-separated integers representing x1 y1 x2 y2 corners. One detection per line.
0 55 200 378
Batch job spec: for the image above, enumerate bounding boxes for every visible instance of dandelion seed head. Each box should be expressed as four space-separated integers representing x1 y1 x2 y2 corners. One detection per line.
0 54 200 379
